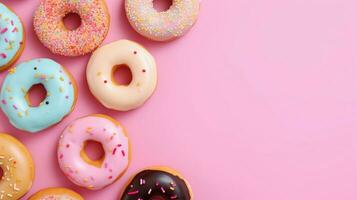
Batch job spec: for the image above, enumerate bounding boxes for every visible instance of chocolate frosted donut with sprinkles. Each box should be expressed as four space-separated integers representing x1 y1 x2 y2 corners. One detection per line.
125 0 200 41
121 167 193 200
33 0 110 56
0 3 25 70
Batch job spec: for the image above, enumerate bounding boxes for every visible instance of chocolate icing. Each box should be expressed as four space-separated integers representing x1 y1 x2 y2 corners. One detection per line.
121 169 191 200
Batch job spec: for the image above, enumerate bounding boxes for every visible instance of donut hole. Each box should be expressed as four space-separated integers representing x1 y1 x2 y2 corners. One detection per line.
150 196 166 200
80 140 105 168
153 0 173 12
26 84 47 107
63 12 82 31
111 64 133 86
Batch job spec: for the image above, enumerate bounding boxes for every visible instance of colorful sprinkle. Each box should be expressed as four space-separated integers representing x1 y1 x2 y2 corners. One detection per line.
8 67 15 74
0 27 8 34
127 190 139 195
112 148 117 155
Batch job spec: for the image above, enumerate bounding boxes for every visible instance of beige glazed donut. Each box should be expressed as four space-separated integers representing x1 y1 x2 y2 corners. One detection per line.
86 40 157 111
0 133 35 200
125 0 200 41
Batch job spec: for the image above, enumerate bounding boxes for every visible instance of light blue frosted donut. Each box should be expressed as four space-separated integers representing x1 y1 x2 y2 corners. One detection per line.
0 58 77 133
0 3 25 70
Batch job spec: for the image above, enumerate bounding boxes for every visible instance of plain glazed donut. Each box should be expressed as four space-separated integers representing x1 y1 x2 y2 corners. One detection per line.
0 133 35 200
0 58 77 133
121 167 193 200
87 40 157 111
29 187 83 200
58 114 130 190
0 3 25 70
125 0 200 41
33 0 110 56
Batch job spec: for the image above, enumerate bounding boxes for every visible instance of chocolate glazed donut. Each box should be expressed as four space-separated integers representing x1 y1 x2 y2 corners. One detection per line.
121 168 192 200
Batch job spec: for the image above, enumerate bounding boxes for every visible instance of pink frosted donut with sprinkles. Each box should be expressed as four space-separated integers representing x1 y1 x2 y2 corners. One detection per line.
33 0 110 56
125 0 200 41
57 114 130 190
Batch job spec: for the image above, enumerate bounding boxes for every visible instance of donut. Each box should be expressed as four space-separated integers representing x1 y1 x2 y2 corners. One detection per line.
121 167 193 200
58 114 130 190
0 3 25 70
33 0 110 56
0 133 35 200
0 58 77 133
87 40 157 111
29 187 83 200
125 0 200 41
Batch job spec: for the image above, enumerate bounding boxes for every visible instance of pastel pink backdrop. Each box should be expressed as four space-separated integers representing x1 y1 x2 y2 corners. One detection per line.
0 0 356 199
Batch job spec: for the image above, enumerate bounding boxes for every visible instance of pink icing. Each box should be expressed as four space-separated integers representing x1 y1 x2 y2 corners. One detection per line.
57 115 129 190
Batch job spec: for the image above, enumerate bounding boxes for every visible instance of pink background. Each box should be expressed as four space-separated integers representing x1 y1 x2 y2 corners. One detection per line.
1 0 357 199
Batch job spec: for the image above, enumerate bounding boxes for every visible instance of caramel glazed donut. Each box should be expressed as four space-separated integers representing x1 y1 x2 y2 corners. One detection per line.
0 133 35 200
29 187 83 200
121 167 193 200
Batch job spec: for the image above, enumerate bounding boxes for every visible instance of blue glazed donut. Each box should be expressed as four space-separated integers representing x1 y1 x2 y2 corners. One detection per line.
0 58 77 133
0 3 25 70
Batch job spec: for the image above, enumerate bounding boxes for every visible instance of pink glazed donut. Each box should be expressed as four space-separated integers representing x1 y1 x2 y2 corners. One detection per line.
125 0 200 41
57 114 130 190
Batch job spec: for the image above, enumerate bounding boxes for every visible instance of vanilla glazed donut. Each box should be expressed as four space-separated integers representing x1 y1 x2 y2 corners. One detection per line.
33 0 110 56
29 187 83 200
0 58 77 133
121 167 193 200
0 3 25 70
86 40 157 111
0 133 35 200
125 0 200 41
58 114 130 190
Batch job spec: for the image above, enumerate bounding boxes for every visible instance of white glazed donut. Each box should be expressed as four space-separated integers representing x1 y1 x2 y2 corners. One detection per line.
86 40 157 111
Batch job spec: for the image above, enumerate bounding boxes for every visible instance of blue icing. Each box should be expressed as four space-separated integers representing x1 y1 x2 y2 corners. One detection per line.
0 3 24 68
0 58 76 133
